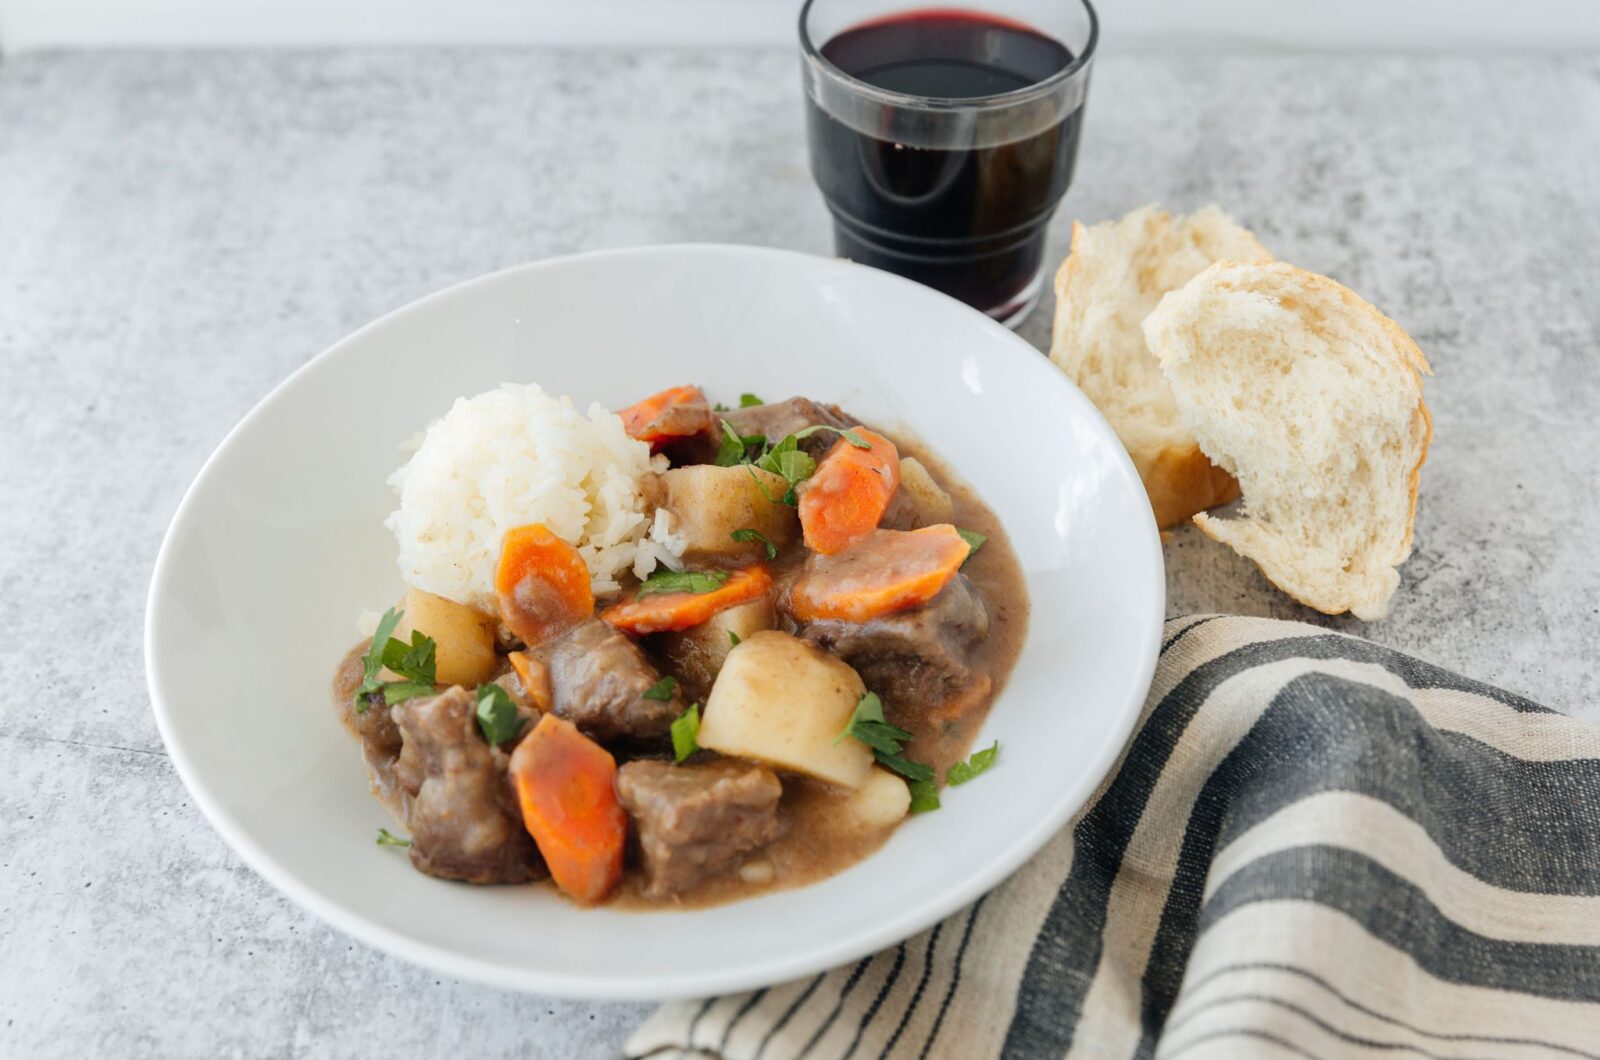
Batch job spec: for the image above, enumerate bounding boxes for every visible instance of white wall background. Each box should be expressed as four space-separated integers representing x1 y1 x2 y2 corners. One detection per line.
2 0 1597 51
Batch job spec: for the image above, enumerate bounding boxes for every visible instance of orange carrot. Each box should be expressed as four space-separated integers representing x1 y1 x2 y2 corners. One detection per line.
507 651 552 713
798 428 900 554
509 714 627 905
617 385 710 449
494 524 594 647
788 525 970 622
600 566 774 635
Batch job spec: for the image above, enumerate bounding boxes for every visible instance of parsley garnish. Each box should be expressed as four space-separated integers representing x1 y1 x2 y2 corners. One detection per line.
475 683 526 745
907 779 941 814
835 692 935 784
354 609 439 712
754 435 816 505
956 528 987 564
947 741 999 786
380 681 441 705
714 420 765 467
712 401 729 412
376 827 412 848
875 752 935 783
382 630 436 685
728 630 741 647
835 692 912 752
635 568 731 599
353 608 402 707
642 676 678 701
793 424 871 450
739 393 764 407
731 527 778 560
671 703 701 763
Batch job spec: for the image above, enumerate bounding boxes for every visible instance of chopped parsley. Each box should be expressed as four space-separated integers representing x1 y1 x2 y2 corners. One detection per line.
907 779 941 814
714 420 765 467
642 675 678 701
754 435 816 505
739 393 764 407
671 703 701 763
712 401 729 412
376 827 412 848
956 528 987 564
731 527 778 560
353 609 439 712
835 692 936 785
732 424 869 505
875 752 935 783
728 630 741 648
947 741 999 786
379 681 441 705
635 568 730 598
835 692 911 752
474 682 526 745
794 423 871 450
382 630 436 685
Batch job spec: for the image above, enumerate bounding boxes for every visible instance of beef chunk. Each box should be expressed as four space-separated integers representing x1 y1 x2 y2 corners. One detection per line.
722 397 860 458
334 660 409 817
794 574 989 710
535 617 683 744
616 758 783 898
392 687 546 884
649 596 777 703
650 391 723 466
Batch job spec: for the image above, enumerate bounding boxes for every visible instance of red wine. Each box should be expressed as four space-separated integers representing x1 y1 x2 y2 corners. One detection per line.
806 9 1085 320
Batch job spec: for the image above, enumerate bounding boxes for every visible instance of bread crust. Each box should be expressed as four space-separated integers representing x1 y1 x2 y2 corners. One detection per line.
1136 443 1241 530
1050 212 1255 531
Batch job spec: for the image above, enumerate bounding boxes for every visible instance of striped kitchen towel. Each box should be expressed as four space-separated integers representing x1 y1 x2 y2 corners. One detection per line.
626 615 1600 1059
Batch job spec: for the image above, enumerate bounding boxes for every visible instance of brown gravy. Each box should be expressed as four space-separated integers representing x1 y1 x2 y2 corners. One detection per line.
331 428 1029 909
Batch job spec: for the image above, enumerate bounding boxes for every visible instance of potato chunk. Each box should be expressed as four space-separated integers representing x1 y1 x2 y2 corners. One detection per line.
660 465 799 564
896 458 956 527
393 587 497 687
838 768 912 830
654 596 777 702
697 631 873 788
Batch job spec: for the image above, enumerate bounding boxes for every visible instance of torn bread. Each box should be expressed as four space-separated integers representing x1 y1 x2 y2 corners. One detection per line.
1050 205 1273 528
1143 261 1432 620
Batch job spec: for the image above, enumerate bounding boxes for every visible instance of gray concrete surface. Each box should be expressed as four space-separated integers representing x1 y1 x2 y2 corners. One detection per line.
1 48 1596 1058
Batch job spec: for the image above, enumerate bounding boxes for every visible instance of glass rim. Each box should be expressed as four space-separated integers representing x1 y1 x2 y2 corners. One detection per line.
798 0 1099 112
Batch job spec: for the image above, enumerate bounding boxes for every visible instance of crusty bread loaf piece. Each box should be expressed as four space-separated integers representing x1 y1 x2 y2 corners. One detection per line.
1050 205 1273 528
1143 261 1433 620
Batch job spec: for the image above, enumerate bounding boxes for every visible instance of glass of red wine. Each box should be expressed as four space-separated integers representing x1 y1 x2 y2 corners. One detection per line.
800 0 1098 327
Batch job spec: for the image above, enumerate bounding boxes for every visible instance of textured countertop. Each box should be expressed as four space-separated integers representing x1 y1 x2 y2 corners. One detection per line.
2 48 1597 1058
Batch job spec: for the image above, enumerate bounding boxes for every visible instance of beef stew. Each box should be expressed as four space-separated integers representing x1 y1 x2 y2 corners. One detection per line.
334 387 1028 908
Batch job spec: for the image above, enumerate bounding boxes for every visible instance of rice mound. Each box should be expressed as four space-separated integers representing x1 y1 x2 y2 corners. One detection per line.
385 383 684 613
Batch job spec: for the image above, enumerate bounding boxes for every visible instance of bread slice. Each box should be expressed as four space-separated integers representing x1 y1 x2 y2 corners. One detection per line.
1143 261 1433 620
1050 205 1273 528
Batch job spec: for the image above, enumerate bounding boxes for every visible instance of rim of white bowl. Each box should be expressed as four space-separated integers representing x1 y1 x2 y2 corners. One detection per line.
144 243 1164 1000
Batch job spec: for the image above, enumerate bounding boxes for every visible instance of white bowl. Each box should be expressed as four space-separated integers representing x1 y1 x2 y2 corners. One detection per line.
145 244 1162 1000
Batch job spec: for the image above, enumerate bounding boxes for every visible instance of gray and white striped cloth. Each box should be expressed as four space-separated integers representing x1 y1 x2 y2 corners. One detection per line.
626 615 1600 1059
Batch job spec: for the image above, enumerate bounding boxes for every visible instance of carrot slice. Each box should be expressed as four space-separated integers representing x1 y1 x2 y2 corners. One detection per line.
600 566 774 635
617 385 711 449
798 428 900 555
494 524 594 647
788 525 970 623
507 651 552 713
509 714 627 905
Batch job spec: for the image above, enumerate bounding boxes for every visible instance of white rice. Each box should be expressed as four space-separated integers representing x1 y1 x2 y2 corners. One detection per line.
384 383 685 614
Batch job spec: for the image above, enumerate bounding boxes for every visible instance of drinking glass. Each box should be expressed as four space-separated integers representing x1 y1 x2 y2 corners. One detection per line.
800 0 1098 327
